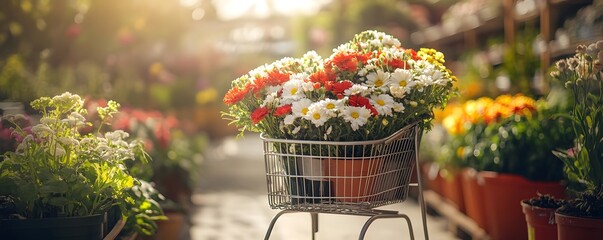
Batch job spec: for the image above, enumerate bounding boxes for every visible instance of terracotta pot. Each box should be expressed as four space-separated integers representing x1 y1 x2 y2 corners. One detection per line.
422 162 444 195
323 158 382 202
461 168 488 230
153 212 186 240
520 201 558 240
480 171 565 240
441 170 465 213
556 212 603 240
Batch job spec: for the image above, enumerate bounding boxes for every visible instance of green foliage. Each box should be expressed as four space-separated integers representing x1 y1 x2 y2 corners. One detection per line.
0 92 163 235
122 180 167 237
557 188 603 218
484 101 574 181
439 94 574 181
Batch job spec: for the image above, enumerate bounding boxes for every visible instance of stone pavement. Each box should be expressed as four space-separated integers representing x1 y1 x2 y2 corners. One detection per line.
189 134 459 240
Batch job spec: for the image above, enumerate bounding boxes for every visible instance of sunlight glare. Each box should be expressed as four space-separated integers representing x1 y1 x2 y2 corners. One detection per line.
180 0 198 7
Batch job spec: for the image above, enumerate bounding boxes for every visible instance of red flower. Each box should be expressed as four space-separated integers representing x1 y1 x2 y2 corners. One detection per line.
274 104 292 117
251 107 270 124
223 83 251 105
349 95 378 116
266 71 290 86
406 49 419 61
331 80 353 95
387 58 409 69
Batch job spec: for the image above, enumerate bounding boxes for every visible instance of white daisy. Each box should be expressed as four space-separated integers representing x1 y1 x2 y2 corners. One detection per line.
390 69 415 89
291 98 313 117
341 106 371 131
370 94 395 116
392 102 405 113
344 84 369 96
315 99 344 117
281 78 306 101
365 69 391 88
283 115 296 125
305 104 330 127
261 92 279 108
389 85 408 98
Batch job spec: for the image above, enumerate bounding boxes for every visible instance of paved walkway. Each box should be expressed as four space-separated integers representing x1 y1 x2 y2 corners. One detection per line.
189 134 459 240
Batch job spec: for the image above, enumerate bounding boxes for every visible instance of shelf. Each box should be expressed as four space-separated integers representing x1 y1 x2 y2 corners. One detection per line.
411 15 503 46
550 37 603 60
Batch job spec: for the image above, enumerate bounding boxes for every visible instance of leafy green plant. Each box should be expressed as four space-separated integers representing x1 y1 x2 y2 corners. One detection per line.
440 94 574 181
0 92 164 234
121 180 167 236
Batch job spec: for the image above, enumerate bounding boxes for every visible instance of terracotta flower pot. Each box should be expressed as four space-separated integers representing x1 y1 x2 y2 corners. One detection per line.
422 162 444 195
153 211 186 240
520 201 558 240
480 171 565 240
461 168 488 230
441 170 465 213
556 212 603 240
323 158 382 202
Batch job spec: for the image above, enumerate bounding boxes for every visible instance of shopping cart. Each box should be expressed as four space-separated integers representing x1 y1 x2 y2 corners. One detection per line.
261 123 429 240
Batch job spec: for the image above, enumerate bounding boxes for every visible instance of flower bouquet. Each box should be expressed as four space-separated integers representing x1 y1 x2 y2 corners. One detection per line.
223 31 456 206
223 30 456 141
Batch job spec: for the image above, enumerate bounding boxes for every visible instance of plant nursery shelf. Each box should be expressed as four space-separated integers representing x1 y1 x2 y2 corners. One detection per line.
423 190 490 240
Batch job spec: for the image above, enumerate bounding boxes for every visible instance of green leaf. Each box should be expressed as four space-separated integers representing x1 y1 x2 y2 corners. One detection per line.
40 179 69 194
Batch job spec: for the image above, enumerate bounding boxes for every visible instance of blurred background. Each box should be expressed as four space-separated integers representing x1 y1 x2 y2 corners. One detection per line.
1 0 601 239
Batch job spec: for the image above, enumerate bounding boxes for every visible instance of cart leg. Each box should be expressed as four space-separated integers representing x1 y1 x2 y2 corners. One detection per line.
311 212 318 240
264 210 293 240
415 157 429 240
358 214 414 240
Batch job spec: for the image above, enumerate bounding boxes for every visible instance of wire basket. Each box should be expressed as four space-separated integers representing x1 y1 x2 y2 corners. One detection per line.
261 123 420 215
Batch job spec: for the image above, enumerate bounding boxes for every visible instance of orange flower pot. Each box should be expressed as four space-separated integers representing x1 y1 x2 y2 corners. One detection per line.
461 168 488 230
422 162 444 195
441 170 465 213
521 201 558 240
480 171 565 240
323 158 382 202
556 213 603 240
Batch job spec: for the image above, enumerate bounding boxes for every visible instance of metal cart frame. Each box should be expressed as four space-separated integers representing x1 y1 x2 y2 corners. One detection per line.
261 123 429 240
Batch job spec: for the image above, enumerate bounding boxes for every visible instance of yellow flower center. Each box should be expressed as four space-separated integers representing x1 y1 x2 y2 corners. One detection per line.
376 99 385 106
302 108 309 115
326 103 335 110
375 79 383 87
351 112 359 119
399 80 407 87
313 113 321 120
290 88 298 95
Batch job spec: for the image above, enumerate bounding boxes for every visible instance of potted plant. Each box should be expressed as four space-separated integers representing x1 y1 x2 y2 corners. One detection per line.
520 194 565 240
0 92 164 240
110 108 205 239
222 30 456 202
441 93 574 239
551 40 603 240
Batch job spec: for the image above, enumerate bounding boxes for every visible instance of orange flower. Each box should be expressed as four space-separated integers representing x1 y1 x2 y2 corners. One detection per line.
223 83 250 105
